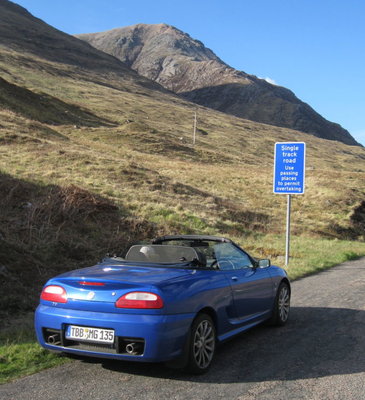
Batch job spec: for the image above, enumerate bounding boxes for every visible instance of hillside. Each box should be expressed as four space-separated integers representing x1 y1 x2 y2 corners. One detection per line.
0 0 365 314
76 23 360 146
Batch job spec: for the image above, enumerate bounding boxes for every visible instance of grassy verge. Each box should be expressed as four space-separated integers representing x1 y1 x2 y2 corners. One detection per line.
1 236 364 385
239 234 365 280
283 236 365 279
0 314 69 385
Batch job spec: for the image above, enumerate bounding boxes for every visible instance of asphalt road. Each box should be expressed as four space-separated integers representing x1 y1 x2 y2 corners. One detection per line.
1 257 365 400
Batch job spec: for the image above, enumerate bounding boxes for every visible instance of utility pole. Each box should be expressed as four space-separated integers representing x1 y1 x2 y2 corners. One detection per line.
193 110 197 145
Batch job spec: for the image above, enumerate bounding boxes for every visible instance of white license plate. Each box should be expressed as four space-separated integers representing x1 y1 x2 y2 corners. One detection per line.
66 325 115 344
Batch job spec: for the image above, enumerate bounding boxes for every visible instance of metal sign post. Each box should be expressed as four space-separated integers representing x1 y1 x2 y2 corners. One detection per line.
285 194 291 266
273 142 306 266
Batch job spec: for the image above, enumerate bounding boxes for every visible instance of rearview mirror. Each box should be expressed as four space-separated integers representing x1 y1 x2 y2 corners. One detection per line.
258 259 271 268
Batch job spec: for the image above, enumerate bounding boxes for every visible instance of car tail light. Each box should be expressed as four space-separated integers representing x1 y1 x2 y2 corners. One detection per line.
115 292 164 309
41 285 67 303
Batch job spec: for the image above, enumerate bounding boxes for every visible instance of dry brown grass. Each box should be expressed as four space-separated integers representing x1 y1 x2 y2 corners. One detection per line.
0 45 364 316
0 172 161 314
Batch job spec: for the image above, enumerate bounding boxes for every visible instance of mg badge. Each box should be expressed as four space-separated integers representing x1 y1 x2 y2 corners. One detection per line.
87 291 95 300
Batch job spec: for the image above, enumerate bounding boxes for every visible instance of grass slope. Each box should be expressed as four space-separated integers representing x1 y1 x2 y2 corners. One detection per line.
1 45 364 315
0 76 113 126
0 44 364 309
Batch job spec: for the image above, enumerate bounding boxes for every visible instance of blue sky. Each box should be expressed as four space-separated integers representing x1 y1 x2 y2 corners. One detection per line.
14 0 365 145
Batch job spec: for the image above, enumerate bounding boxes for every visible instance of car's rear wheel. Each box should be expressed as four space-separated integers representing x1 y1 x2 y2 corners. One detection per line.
270 281 290 326
186 313 216 374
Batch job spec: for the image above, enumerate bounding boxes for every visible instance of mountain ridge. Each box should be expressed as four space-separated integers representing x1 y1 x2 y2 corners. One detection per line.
76 23 360 147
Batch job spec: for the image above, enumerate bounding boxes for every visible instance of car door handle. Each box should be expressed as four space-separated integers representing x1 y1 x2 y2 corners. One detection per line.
231 276 238 281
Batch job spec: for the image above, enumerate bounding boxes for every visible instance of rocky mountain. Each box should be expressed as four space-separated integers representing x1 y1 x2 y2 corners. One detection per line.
77 23 360 146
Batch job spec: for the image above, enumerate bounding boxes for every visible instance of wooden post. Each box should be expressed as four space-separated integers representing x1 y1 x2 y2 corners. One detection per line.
193 111 197 145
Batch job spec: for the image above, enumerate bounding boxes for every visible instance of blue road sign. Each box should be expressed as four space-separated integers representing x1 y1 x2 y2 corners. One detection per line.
273 142 306 194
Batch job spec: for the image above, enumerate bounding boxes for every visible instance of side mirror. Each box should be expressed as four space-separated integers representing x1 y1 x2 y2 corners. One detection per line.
258 259 271 268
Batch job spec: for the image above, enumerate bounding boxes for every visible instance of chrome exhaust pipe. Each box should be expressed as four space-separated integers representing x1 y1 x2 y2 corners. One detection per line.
126 342 142 355
48 334 61 345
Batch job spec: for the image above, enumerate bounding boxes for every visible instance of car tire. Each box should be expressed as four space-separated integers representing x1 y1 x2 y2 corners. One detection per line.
269 281 290 326
185 313 216 374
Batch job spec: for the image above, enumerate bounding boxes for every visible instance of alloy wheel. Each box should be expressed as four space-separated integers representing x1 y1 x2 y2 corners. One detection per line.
192 319 215 369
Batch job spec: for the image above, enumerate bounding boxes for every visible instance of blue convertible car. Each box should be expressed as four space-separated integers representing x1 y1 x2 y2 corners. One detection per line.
35 235 290 373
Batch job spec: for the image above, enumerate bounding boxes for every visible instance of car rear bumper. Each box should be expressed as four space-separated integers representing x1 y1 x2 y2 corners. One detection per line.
35 305 195 362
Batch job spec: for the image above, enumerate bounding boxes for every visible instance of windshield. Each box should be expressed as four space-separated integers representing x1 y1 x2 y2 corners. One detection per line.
111 238 254 270
153 238 254 270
